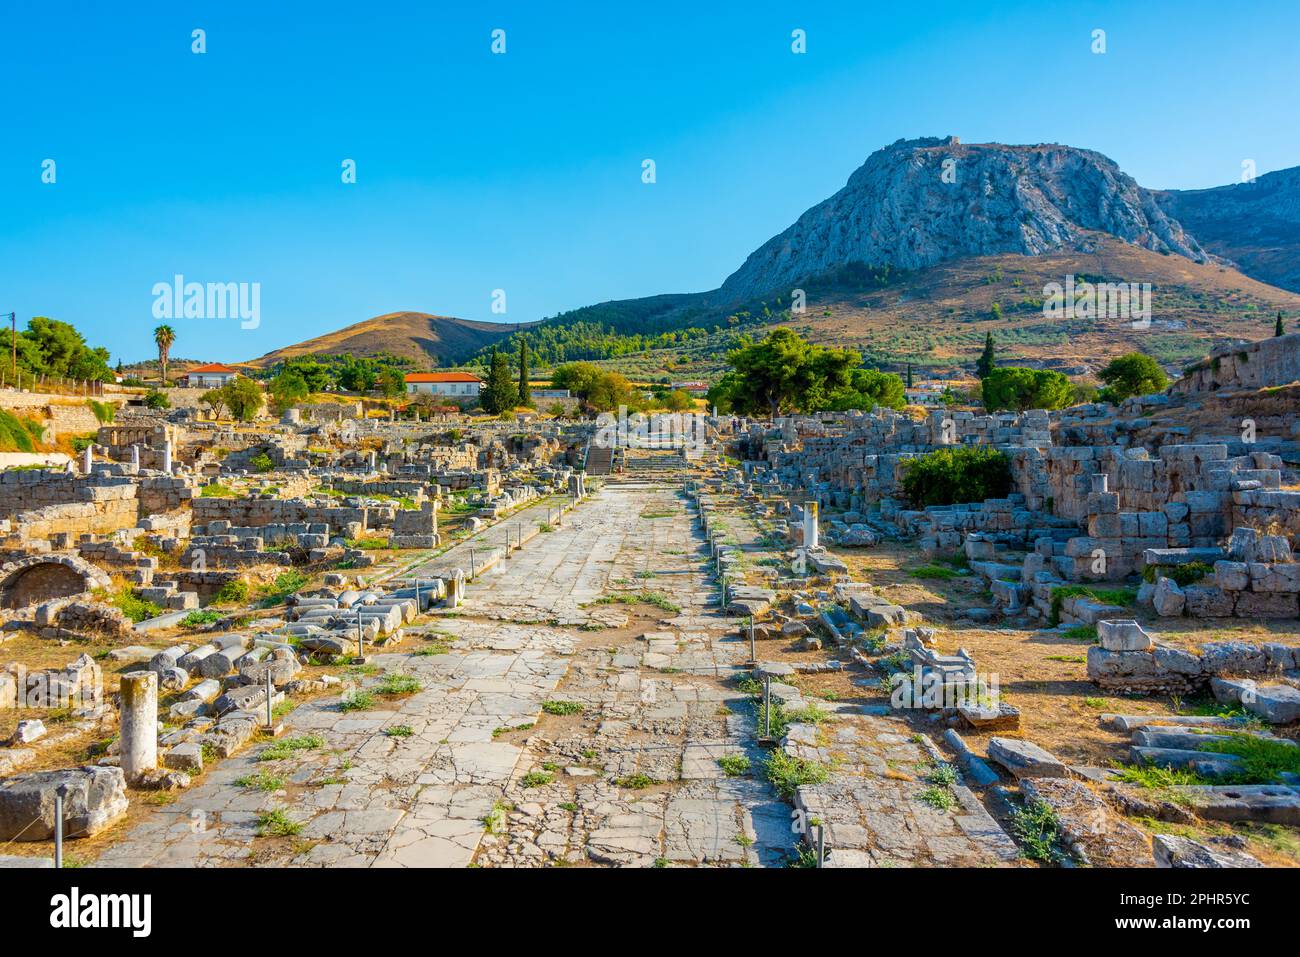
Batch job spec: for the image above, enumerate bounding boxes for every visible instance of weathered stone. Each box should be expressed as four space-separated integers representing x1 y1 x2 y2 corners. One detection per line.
986 737 1067 779
0 766 128 841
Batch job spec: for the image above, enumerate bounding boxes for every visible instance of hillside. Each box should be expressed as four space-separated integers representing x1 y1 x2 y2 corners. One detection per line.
245 312 523 369
718 137 1208 303
1155 164 1300 294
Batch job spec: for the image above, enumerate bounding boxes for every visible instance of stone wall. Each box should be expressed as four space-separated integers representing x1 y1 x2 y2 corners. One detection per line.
1172 331 1300 396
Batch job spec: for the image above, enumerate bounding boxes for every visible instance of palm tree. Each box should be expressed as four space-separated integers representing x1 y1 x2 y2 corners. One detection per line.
153 325 175 386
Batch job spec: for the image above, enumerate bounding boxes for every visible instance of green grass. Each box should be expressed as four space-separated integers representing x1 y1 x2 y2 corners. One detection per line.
1111 762 1211 789
1045 654 1087 663
257 570 310 607
520 771 554 788
235 770 286 792
717 754 751 777
257 734 325 762
108 588 162 624
1049 585 1137 625
199 483 238 498
1083 697 1108 709
492 722 533 738
591 590 681 613
212 579 250 606
1060 625 1097 643
375 672 422 696
384 725 414 738
763 749 829 799
910 564 959 581
339 689 375 712
347 537 390 550
180 609 222 628
615 773 657 790
540 700 584 716
1205 733 1300 785
255 809 303 837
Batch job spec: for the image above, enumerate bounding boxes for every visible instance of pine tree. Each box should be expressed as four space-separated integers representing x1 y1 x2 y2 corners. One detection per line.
976 331 996 379
1276 311 1286 337
481 347 518 415
518 336 533 406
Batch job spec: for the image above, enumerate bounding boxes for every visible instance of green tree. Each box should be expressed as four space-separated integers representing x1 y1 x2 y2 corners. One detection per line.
221 377 264 421
660 389 693 412
200 388 227 419
1096 352 1169 403
144 388 170 410
822 369 906 412
517 337 532 406
377 368 405 398
268 369 309 412
480 347 519 415
981 367 1074 412
976 332 996 379
906 363 914 388
153 325 175 385
1276 311 1286 337
16 317 114 382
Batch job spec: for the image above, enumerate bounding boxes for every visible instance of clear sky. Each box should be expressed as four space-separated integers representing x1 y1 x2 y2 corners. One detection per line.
2 0 1296 364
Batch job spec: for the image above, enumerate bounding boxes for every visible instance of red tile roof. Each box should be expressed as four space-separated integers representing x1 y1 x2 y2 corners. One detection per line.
183 363 239 374
404 372 483 383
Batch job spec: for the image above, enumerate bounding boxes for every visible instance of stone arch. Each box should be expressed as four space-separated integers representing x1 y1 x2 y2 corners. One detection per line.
0 555 111 610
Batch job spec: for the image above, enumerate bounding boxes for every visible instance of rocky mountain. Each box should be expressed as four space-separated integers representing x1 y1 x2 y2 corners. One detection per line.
719 137 1210 302
1155 165 1300 294
246 312 523 369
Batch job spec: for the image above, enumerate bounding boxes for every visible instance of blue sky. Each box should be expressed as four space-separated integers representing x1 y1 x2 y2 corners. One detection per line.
2 0 1297 364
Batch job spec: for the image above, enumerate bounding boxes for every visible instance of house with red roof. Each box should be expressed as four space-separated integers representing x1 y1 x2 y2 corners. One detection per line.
178 363 241 389
404 371 483 398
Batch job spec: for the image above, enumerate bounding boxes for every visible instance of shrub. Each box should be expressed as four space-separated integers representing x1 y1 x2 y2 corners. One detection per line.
249 452 275 473
900 446 1012 508
981 367 1074 412
1143 561 1212 586
143 389 170 410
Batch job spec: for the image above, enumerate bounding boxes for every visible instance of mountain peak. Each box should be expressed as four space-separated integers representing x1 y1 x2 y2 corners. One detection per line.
719 138 1208 302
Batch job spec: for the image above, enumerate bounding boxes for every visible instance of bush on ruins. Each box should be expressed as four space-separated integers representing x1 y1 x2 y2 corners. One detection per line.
900 446 1013 508
980 367 1074 412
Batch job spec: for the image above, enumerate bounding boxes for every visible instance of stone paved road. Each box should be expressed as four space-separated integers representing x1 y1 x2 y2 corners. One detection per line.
96 482 791 867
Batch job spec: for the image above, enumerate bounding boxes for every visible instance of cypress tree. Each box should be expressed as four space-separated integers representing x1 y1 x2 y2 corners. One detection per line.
906 362 913 388
976 331 996 379
1276 311 1285 337
518 336 532 406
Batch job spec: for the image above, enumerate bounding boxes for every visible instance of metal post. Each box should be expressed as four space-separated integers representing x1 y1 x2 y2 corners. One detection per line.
264 669 274 729
470 548 476 580
749 614 755 662
816 824 825 868
356 616 364 659
763 675 772 738
415 578 421 612
54 785 66 868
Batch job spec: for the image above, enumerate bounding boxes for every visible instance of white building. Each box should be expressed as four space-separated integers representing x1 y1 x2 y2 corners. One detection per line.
404 371 483 398
178 363 240 389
